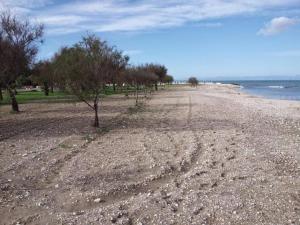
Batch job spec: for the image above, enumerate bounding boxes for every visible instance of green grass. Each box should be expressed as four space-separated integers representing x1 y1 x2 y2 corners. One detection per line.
0 87 131 105
0 84 172 105
0 90 76 105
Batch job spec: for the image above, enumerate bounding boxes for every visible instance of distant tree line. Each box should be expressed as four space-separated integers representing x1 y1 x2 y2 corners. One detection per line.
0 12 175 127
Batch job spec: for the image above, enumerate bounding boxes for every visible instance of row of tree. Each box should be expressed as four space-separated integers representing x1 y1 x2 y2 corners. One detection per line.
47 35 172 127
0 12 174 127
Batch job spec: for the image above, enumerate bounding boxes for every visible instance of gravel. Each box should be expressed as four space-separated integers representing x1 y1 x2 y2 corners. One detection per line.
0 85 299 225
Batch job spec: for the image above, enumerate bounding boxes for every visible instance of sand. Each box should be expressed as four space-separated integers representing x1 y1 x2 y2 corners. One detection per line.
0 84 300 225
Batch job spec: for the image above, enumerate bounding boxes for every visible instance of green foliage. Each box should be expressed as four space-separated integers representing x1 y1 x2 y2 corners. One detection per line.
52 35 129 102
51 34 130 127
125 66 158 105
143 63 168 82
15 74 33 88
188 77 199 87
125 66 159 86
164 75 174 84
0 12 44 111
32 60 55 95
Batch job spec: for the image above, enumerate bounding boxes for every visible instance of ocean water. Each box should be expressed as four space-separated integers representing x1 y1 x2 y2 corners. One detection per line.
218 80 300 101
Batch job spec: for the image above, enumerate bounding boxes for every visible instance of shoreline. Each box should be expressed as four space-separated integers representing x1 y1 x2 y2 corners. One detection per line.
204 80 300 102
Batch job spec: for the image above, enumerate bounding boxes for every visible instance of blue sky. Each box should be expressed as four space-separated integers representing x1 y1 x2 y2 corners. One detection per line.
1 0 300 80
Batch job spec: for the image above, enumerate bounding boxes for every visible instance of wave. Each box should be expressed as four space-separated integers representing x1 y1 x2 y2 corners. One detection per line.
285 85 299 88
268 85 285 89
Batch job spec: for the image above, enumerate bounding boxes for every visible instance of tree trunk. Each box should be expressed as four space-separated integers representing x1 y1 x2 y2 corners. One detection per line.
113 83 116 92
125 85 129 97
44 82 49 96
0 87 3 101
94 102 99 127
155 82 158 91
50 85 54 93
103 84 107 95
8 88 19 112
135 85 138 106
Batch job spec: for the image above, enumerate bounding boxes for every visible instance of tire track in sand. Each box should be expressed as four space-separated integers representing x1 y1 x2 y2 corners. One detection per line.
65 92 204 213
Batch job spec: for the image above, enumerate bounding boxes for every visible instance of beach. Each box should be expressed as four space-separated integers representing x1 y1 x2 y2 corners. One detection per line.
0 84 300 225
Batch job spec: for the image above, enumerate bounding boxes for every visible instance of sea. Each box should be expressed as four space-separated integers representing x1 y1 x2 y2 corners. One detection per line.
216 80 300 101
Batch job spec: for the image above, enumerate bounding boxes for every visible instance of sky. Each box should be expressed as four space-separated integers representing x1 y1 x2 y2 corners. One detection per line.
1 0 300 80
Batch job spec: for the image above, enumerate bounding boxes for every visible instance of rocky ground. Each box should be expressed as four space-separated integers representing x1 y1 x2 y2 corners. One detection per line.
0 85 300 225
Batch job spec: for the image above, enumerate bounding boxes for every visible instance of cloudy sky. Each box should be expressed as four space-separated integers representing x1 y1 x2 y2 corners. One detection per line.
1 0 300 79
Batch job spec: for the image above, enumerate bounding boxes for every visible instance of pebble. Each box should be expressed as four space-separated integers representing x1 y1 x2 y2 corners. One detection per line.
72 211 84 216
94 198 103 203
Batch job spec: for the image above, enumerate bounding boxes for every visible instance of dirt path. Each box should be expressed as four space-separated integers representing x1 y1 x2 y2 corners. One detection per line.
0 85 300 225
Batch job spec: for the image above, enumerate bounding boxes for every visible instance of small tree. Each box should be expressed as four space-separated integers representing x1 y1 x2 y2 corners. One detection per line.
106 50 129 92
0 12 43 111
125 67 158 106
164 75 174 85
52 35 128 127
188 77 199 87
143 63 167 91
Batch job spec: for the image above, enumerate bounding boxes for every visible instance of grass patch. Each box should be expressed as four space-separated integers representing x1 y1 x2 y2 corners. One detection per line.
58 143 71 149
83 134 96 143
96 127 110 135
0 90 76 105
0 85 158 105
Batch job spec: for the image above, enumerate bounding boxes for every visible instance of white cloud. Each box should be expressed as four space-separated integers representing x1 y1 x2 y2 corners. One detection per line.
193 22 223 28
258 17 299 36
0 0 50 11
1 0 300 35
36 15 88 26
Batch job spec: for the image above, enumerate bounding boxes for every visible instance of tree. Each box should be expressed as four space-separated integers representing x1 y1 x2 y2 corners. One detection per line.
188 77 199 87
0 28 9 102
0 81 3 101
32 60 54 96
125 66 158 105
0 12 43 111
106 49 129 92
164 75 174 84
52 35 128 127
143 63 167 91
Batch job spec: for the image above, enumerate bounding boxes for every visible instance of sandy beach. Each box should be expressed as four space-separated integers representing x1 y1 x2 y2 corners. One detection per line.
0 84 300 225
